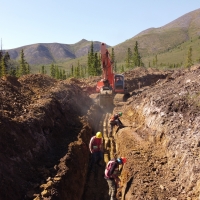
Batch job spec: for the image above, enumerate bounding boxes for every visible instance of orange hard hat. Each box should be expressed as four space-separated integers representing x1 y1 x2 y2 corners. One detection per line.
117 157 127 164
121 157 127 164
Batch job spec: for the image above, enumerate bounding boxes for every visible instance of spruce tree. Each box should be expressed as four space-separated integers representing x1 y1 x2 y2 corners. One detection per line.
87 42 94 76
0 57 2 77
133 41 141 67
0 50 3 61
41 65 45 74
1 57 6 76
76 61 80 78
87 52 91 75
59 69 63 79
50 64 56 78
9 67 16 76
16 66 20 77
186 46 193 68
74 66 78 78
3 52 10 73
125 48 132 69
111 48 117 72
81 66 84 78
55 66 59 79
19 49 27 76
71 64 74 77
111 48 115 63
87 42 102 76
94 52 101 76
26 62 30 74
62 69 66 80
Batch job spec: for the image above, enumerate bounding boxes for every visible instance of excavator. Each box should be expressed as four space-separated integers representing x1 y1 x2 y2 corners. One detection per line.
96 43 129 106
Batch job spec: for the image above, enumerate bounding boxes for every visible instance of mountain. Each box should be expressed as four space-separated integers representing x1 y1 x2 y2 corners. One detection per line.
113 8 200 65
7 39 110 65
6 8 200 67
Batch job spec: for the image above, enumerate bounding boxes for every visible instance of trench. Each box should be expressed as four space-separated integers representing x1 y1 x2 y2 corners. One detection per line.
33 103 125 200
81 111 118 200
3 71 191 200
31 72 172 200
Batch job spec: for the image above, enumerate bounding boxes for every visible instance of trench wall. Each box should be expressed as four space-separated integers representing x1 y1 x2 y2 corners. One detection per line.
117 95 200 199
35 104 104 200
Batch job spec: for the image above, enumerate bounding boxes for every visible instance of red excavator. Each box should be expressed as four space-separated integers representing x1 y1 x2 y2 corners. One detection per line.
96 43 129 106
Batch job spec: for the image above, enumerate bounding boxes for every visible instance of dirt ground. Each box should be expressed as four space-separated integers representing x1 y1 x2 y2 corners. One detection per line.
0 66 200 200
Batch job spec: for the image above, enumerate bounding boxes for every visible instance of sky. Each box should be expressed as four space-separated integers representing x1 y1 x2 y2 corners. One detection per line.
1 0 200 50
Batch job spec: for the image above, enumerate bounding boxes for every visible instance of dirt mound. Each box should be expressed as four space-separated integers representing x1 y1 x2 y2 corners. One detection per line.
0 74 97 199
114 66 200 199
0 66 200 200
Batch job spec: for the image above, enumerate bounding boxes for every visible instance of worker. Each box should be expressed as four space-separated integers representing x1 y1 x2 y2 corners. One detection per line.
109 112 123 136
115 77 123 85
104 157 127 200
89 132 103 169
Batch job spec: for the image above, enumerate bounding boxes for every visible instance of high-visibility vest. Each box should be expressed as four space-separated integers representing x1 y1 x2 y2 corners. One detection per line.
109 114 119 123
89 136 102 152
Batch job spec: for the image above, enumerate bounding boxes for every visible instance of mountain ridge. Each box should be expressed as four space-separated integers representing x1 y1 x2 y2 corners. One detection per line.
5 8 200 67
7 40 110 65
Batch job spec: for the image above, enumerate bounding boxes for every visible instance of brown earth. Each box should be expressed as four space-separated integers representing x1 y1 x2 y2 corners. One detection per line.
0 66 200 200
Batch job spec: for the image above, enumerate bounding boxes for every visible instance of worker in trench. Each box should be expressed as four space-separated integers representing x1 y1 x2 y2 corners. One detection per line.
104 157 127 200
109 112 124 137
89 132 104 170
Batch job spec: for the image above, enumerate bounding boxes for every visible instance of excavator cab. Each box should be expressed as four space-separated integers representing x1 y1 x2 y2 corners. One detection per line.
114 75 124 92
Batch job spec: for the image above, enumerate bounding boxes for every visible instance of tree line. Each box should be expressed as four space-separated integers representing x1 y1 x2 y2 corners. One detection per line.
124 41 143 70
0 42 197 79
0 49 30 78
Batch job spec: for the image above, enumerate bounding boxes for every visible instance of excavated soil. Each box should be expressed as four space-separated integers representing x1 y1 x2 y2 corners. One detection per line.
0 66 200 200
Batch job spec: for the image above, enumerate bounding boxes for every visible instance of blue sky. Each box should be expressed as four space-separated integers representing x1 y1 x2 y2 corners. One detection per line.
1 0 200 50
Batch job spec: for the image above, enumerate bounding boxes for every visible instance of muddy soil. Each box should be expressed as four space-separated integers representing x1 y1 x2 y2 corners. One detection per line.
0 66 200 200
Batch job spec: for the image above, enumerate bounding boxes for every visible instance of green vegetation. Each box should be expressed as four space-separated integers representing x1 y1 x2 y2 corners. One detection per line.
0 51 10 77
19 49 30 76
87 42 101 76
186 46 193 68
1 35 200 80
142 36 200 70
53 34 200 72
2 9 200 77
124 41 143 70
50 64 67 80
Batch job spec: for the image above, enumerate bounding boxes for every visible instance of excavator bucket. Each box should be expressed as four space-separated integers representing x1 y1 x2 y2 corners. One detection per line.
99 88 113 106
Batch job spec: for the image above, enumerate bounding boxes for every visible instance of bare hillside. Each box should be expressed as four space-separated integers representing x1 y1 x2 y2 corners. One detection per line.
6 40 110 65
